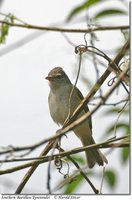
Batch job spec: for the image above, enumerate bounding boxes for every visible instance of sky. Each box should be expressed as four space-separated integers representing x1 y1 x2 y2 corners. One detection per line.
0 0 130 195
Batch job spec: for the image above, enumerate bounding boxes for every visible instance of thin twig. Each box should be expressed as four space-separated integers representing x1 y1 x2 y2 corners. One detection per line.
89 98 129 106
113 100 129 138
58 147 99 194
0 141 129 178
15 140 55 194
84 12 102 96
99 167 105 194
47 138 59 194
0 20 129 32
63 53 82 126
61 32 76 47
0 135 129 166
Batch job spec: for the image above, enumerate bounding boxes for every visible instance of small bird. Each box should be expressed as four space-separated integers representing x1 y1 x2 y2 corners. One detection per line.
46 67 108 168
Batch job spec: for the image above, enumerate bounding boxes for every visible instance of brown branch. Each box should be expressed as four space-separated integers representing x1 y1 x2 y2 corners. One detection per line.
99 167 105 194
0 141 129 163
0 139 52 156
0 135 129 175
14 140 55 194
89 98 129 106
0 20 129 33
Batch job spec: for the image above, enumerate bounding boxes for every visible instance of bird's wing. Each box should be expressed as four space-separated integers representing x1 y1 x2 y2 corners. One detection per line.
75 86 92 130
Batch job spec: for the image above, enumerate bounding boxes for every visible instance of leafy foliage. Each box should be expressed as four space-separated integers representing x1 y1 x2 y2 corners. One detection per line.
65 155 86 165
67 0 102 21
64 174 84 194
102 105 129 136
105 170 116 188
0 13 14 44
67 0 127 22
103 106 129 164
106 122 129 136
0 23 9 43
103 107 129 115
121 147 129 164
93 8 127 19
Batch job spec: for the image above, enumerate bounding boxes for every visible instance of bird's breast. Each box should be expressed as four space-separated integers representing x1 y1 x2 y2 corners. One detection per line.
48 87 70 125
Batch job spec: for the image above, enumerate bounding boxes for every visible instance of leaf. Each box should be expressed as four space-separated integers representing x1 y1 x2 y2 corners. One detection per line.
121 147 129 164
65 155 86 165
67 0 103 21
93 8 127 19
103 107 129 115
54 170 92 193
2 23 9 36
106 122 130 136
0 13 14 44
64 175 84 194
10 14 15 23
105 170 116 188
0 23 9 44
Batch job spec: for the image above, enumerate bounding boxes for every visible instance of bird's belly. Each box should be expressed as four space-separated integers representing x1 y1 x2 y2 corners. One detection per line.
49 93 68 125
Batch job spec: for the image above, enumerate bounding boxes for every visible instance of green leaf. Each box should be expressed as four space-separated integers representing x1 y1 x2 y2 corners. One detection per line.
0 13 14 44
94 8 127 19
64 175 84 194
106 122 130 136
10 14 15 23
67 0 103 21
121 147 129 164
103 107 129 115
2 24 9 36
65 155 86 165
105 170 116 188
0 23 9 44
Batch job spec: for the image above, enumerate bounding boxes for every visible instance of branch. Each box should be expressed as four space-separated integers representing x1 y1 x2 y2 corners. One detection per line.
89 98 129 106
0 135 129 175
14 140 55 194
0 138 52 155
0 20 129 33
0 142 129 163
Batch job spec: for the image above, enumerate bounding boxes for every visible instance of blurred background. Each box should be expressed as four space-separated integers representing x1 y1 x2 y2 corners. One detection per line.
0 0 129 194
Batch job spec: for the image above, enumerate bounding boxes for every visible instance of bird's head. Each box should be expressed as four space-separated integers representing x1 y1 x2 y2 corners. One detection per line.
45 67 71 89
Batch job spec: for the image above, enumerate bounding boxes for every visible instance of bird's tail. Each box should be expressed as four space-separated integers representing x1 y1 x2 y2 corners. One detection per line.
85 147 108 168
82 137 108 168
74 123 108 168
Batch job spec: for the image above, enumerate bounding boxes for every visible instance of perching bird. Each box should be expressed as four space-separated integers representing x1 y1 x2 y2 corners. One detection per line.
46 67 108 168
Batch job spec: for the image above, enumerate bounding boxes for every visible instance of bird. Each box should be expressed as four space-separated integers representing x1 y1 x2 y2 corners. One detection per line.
45 67 108 168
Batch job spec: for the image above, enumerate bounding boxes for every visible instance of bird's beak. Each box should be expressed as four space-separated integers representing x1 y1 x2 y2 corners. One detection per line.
45 76 53 81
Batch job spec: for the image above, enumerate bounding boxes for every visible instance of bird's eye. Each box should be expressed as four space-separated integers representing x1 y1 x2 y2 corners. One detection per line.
55 75 61 78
